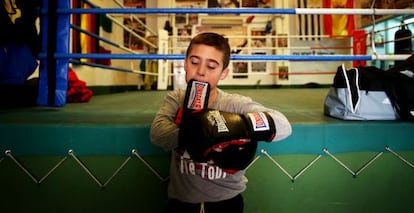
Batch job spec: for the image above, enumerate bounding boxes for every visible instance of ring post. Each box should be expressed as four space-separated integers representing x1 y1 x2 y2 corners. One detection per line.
157 30 169 90
37 0 70 106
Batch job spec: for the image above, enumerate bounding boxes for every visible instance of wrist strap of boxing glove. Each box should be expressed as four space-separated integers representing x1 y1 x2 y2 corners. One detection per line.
174 107 184 125
244 111 276 142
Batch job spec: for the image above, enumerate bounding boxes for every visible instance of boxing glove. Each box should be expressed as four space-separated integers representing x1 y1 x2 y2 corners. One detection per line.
179 109 276 169
176 79 210 149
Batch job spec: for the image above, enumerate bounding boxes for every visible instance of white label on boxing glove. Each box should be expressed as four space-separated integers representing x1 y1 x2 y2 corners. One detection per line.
187 81 209 110
247 112 270 132
208 110 230 133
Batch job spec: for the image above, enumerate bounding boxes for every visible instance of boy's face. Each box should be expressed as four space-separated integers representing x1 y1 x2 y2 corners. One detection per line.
184 44 229 89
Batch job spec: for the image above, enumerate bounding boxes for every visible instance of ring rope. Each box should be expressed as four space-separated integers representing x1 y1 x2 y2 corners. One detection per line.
69 59 158 76
48 53 405 61
104 13 157 49
77 0 157 49
111 0 157 36
54 7 414 62
370 29 378 58
71 24 136 54
51 6 414 66
372 21 414 34
374 35 414 45
53 8 414 15
70 59 132 73
69 59 338 77
168 46 352 52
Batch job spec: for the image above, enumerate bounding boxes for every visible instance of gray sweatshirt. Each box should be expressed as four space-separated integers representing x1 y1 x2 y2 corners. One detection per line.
150 88 292 203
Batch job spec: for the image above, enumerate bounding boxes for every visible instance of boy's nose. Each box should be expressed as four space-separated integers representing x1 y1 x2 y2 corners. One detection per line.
196 66 206 76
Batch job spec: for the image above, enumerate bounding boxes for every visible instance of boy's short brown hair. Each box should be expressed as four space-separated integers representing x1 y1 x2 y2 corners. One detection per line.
185 32 231 70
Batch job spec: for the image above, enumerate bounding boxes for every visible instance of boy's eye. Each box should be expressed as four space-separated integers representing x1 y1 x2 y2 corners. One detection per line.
190 59 200 65
207 64 218 70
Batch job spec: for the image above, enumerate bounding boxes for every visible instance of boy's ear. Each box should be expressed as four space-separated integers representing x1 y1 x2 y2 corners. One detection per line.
220 68 230 80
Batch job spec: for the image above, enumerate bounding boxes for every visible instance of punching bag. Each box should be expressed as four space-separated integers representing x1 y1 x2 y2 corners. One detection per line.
394 22 412 66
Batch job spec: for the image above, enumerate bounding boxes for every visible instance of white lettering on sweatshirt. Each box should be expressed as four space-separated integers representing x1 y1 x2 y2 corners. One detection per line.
179 154 227 180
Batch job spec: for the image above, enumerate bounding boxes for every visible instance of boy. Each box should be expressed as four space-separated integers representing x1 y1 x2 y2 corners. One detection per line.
150 32 292 212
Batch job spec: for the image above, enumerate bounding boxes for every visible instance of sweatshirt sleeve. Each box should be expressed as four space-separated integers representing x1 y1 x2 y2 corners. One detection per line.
245 101 292 142
265 109 292 142
150 90 182 150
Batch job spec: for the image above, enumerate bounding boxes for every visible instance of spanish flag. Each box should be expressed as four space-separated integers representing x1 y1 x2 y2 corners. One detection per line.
71 0 99 63
79 3 98 63
323 0 354 37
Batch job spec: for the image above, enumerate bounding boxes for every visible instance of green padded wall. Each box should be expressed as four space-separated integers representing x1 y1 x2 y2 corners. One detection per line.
1 152 413 212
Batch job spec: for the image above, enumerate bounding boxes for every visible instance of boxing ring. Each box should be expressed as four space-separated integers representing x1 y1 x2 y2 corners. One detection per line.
1 1 414 212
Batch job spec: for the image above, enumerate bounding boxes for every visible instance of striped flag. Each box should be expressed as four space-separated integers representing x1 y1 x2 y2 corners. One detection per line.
80 3 99 63
72 0 99 63
323 0 355 37
296 0 323 40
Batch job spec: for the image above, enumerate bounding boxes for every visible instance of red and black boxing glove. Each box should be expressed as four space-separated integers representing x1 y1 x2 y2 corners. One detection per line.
179 109 277 171
175 79 210 125
177 79 277 171
176 79 210 150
